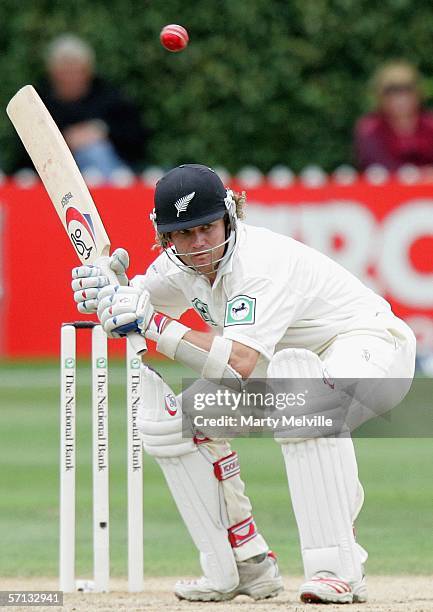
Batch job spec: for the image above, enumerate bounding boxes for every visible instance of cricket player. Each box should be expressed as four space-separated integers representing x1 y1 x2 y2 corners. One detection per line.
71 164 416 604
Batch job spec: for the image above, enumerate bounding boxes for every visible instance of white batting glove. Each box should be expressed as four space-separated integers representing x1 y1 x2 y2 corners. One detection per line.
97 285 154 338
108 248 130 286
71 248 130 314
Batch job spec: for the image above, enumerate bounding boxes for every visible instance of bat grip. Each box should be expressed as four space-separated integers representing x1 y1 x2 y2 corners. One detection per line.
96 256 148 356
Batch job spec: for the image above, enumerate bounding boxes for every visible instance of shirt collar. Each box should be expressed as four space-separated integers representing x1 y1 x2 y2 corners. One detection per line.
210 221 245 289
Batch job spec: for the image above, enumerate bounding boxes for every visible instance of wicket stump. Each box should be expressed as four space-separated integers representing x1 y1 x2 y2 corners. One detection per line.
59 322 144 593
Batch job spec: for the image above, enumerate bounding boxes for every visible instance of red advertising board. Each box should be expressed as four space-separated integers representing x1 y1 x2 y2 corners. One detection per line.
0 179 432 357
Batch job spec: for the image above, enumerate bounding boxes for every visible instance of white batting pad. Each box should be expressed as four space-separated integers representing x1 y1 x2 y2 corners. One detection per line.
158 452 239 591
282 438 366 582
268 349 366 583
268 348 324 379
269 348 343 442
137 366 239 592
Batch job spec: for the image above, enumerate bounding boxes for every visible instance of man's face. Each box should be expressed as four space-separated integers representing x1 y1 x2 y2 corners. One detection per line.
381 83 420 118
170 218 226 277
48 58 92 101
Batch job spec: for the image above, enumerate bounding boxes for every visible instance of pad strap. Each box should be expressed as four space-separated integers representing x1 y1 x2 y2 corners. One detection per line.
228 516 258 548
193 433 212 445
213 451 240 481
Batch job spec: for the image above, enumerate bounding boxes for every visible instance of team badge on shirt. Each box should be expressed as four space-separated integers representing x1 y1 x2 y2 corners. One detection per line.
192 298 218 326
225 295 256 326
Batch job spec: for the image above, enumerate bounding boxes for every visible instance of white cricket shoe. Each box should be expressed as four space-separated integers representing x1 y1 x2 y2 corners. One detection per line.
174 552 284 602
299 571 368 604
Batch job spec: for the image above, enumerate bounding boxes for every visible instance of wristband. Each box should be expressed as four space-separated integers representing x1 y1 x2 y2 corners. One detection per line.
144 312 171 342
156 320 190 359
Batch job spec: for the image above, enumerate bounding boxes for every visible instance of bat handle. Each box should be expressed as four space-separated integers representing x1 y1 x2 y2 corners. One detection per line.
96 256 148 356
125 332 148 356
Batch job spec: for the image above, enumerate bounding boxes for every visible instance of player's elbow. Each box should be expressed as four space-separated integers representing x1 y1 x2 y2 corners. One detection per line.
229 342 259 379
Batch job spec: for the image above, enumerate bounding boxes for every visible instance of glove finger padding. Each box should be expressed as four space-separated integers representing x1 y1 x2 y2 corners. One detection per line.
71 276 109 292
72 265 102 279
77 299 98 314
73 287 99 304
71 265 109 314
97 285 153 339
136 291 152 322
109 248 130 286
97 296 114 321
97 285 138 317
97 286 139 323
100 294 140 326
98 285 141 301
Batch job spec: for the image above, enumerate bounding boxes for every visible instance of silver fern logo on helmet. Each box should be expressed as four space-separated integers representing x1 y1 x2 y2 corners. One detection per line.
174 191 195 217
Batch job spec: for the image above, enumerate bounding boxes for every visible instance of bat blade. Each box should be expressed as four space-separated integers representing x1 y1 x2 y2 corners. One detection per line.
7 85 110 265
7 85 147 354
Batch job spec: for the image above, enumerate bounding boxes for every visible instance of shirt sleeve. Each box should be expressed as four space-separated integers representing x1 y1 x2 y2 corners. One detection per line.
131 262 190 319
222 276 302 360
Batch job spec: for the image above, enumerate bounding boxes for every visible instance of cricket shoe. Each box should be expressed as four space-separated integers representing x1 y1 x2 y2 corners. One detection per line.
174 551 284 602
299 571 368 604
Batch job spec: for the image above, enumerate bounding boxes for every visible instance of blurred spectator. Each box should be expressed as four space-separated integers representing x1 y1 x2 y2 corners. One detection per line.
12 34 149 178
354 61 433 171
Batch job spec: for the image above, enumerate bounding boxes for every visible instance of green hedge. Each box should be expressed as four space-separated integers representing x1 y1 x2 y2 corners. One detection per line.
1 0 433 173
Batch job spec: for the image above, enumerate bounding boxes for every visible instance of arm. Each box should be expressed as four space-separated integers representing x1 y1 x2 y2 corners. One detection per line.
141 310 259 380
98 268 298 384
181 328 259 379
97 291 249 389
152 319 256 390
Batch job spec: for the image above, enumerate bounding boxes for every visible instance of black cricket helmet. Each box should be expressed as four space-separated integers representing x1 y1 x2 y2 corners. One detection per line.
150 163 238 274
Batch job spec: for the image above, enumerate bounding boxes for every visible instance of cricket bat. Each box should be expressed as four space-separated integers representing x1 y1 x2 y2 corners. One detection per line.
6 84 147 354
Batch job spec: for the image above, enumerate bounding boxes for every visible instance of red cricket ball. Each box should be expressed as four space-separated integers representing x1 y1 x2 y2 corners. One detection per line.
160 24 189 52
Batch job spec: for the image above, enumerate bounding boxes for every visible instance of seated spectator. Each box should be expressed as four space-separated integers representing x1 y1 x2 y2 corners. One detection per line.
354 61 433 171
38 34 148 178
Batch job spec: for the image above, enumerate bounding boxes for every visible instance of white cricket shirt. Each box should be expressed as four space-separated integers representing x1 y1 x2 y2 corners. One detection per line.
136 222 392 363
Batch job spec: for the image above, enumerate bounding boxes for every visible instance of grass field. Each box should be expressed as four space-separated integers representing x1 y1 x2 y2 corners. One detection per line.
0 359 431 582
